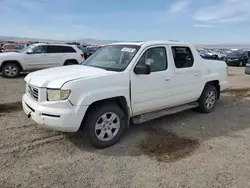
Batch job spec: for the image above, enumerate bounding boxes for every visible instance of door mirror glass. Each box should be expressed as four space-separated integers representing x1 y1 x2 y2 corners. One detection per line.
134 64 151 75
27 49 33 54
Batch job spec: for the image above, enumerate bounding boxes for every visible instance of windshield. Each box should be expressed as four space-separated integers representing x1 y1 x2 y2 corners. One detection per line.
82 45 140 71
230 50 243 56
18 44 35 53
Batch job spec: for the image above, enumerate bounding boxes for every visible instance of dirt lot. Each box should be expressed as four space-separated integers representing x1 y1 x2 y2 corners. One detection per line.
1 67 250 188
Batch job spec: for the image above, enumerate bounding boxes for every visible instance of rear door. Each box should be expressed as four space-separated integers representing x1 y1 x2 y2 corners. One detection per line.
170 46 203 105
46 45 65 67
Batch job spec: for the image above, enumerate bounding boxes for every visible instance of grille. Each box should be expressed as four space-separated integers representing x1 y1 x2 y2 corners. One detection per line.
28 85 39 101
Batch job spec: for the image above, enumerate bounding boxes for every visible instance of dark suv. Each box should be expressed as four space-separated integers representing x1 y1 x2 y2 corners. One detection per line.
225 50 250 66
78 46 100 59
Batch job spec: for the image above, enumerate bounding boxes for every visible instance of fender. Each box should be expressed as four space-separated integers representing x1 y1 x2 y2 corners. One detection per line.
0 60 24 71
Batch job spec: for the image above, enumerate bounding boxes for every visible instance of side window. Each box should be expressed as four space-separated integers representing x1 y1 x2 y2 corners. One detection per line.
47 46 61 53
243 52 248 58
62 46 76 53
47 46 76 53
32 45 47 54
137 47 167 72
171 46 194 69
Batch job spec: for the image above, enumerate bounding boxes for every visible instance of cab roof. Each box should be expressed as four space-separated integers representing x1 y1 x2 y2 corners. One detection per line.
31 43 76 47
109 40 190 47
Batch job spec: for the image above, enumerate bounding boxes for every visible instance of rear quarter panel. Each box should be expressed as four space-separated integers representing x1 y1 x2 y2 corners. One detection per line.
201 59 228 91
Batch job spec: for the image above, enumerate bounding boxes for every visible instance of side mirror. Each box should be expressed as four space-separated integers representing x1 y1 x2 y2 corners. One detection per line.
134 64 151 75
27 49 33 54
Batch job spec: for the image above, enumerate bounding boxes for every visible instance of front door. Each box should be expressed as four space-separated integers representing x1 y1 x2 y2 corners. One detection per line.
131 46 174 116
25 45 50 70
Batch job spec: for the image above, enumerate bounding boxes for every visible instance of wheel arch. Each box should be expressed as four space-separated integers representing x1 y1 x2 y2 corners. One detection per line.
80 96 130 130
204 80 220 100
63 59 79 65
0 60 23 71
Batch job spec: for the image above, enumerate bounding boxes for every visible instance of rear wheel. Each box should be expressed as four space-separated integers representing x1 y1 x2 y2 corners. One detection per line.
64 60 78 66
197 84 218 113
84 102 127 148
1 62 21 78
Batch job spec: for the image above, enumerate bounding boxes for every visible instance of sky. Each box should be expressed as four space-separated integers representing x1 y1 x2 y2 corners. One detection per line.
0 0 250 44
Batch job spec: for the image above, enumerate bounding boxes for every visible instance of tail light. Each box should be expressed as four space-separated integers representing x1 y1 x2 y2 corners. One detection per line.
80 53 84 58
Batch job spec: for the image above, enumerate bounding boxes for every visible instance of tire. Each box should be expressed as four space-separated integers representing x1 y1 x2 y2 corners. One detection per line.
239 61 243 67
1 62 21 78
64 60 78 66
197 84 218 113
84 102 127 148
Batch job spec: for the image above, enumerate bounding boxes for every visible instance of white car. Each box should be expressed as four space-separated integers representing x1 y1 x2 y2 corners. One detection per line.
0 43 84 78
22 41 228 148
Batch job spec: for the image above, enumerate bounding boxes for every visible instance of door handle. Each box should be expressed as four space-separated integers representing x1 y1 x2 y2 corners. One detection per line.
165 78 170 82
194 73 200 76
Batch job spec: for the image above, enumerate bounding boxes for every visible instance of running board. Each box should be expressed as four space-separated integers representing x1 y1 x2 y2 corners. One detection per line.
131 102 199 124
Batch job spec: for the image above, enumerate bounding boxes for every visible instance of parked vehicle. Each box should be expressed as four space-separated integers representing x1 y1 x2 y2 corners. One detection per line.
245 59 250 75
78 46 100 59
0 43 84 78
22 41 228 148
2 44 23 52
225 50 250 66
200 53 219 60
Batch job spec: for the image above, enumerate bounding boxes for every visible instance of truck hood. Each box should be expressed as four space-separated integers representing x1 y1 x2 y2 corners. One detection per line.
25 65 113 88
0 52 20 58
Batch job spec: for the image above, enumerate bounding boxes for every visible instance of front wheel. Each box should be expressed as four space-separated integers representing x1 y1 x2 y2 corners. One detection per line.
197 84 218 113
84 103 127 148
1 63 21 78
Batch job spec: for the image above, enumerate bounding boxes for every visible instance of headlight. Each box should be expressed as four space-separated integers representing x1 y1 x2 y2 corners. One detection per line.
47 89 71 101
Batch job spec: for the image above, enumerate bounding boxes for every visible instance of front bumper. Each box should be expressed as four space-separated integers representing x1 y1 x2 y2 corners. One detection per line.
22 93 88 132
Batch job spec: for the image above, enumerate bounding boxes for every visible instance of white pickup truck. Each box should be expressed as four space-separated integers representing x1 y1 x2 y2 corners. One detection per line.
22 41 228 148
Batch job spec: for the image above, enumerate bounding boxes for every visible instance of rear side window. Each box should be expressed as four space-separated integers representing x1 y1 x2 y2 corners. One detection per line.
171 46 194 68
47 46 76 53
61 46 76 53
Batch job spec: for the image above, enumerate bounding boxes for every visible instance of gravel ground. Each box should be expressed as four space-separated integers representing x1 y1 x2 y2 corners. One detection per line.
1 67 250 188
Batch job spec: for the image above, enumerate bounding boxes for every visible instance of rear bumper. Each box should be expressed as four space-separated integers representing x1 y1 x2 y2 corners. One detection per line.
22 93 88 132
